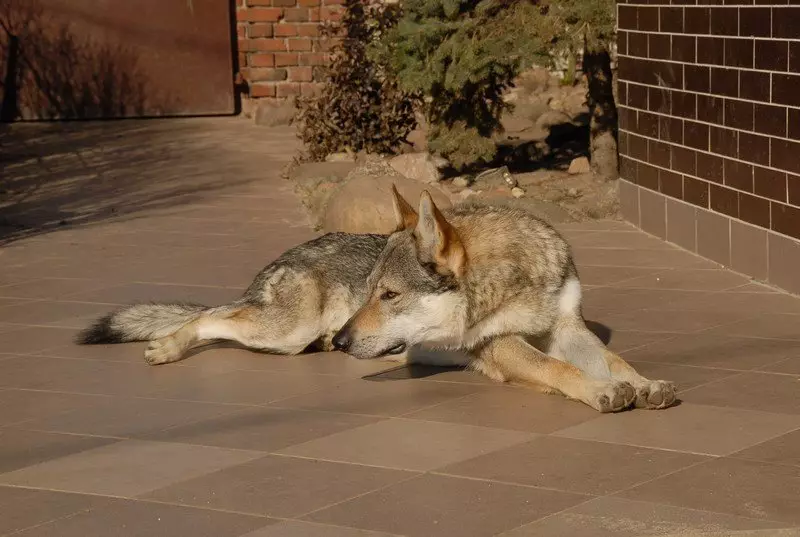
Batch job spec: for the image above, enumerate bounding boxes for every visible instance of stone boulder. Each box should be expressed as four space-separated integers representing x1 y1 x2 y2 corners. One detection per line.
388 152 445 184
323 175 452 234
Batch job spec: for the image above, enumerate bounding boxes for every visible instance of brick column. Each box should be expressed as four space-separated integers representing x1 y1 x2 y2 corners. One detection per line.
616 1 800 294
235 0 342 99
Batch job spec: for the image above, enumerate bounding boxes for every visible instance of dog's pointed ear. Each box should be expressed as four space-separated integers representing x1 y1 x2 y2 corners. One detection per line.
414 191 466 277
391 184 418 231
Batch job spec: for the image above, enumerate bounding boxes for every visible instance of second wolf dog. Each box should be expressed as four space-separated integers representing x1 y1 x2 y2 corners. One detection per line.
79 188 676 412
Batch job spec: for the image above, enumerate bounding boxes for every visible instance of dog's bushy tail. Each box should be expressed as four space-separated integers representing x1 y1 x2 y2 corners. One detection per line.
77 302 209 344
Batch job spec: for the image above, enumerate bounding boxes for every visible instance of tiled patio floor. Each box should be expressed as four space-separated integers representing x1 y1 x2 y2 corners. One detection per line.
1 119 800 537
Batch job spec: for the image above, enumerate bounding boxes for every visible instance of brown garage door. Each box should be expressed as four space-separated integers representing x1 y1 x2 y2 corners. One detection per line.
1 0 235 119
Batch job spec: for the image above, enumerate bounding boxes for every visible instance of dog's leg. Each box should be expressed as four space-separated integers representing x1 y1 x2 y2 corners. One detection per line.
548 318 677 410
475 335 636 413
144 304 320 365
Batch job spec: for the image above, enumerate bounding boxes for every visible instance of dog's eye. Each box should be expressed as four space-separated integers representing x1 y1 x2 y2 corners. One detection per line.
380 290 399 301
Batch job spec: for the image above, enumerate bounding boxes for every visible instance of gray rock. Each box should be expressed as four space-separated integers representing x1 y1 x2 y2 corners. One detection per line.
389 152 443 184
567 156 591 175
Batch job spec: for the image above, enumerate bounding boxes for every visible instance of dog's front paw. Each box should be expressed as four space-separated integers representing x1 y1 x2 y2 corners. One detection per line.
587 380 636 413
144 337 184 365
634 380 677 409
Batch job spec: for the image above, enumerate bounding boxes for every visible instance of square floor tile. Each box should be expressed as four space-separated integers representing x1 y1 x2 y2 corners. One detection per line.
441 436 707 495
625 361 737 391
555 403 800 456
280 418 533 471
704 313 800 341
0 328 79 355
576 266 660 286
622 332 800 370
21 396 243 438
667 290 800 315
0 440 263 497
581 288 706 315
0 486 113 535
501 496 791 536
0 301 114 328
306 474 586 537
273 378 482 417
147 368 347 405
63 283 240 306
0 429 116 474
603 330 678 353
732 429 800 467
611 269 750 291
0 278 112 300
12 497 271 537
0 389 103 426
681 372 800 415
404 387 599 434
239 520 399 537
35 341 150 362
145 454 413 517
147 407 378 451
602 308 755 333
617 457 800 524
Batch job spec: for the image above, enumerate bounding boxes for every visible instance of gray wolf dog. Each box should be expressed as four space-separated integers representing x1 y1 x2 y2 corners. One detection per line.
79 187 676 412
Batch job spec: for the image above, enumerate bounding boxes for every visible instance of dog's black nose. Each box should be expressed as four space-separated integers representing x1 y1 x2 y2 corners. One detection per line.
332 329 351 352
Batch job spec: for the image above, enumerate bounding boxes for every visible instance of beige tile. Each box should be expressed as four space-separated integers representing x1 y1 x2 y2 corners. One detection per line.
611 269 750 292
617 457 800 524
307 473 585 537
555 403 800 456
576 266 662 286
21 396 242 438
768 232 800 296
0 486 114 536
666 198 697 252
640 187 667 239
0 278 113 300
0 327 78 355
681 372 800 415
273 377 481 417
174 348 398 378
239 520 400 537
762 356 800 375
704 313 800 341
441 436 707 495
0 429 117 474
501 496 791 536
0 440 263 497
35 341 150 362
733 429 800 467
619 179 640 226
581 287 708 315
0 388 103 426
731 221 769 282
404 387 599 433
604 330 679 353
696 209 731 266
145 454 413 517
625 361 738 391
569 231 675 250
365 363 495 385
147 406 378 451
0 300 113 328
62 283 240 306
12 498 271 537
602 308 754 333
573 246 710 269
665 290 800 315
147 368 347 405
281 418 533 471
623 332 800 370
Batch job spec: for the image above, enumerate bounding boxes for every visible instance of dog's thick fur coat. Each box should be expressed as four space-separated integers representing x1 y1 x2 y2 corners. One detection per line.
80 189 676 412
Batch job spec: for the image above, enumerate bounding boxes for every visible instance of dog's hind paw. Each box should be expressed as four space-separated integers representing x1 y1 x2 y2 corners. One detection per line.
634 380 677 410
144 337 185 366
588 380 636 413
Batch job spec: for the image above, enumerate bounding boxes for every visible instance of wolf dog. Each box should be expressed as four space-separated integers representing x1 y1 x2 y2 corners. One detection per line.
79 187 676 412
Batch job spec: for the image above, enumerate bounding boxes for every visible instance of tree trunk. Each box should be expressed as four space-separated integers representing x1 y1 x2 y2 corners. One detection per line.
583 38 618 181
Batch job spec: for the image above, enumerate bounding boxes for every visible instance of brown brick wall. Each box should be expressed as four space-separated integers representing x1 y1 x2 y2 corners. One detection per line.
236 0 342 98
617 1 800 294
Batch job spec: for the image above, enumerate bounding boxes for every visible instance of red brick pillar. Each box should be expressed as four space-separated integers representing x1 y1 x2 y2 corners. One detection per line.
235 0 342 100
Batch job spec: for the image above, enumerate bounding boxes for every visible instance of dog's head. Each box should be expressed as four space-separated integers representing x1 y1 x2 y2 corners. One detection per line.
332 186 469 359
